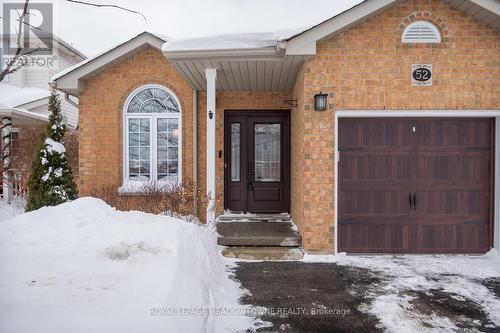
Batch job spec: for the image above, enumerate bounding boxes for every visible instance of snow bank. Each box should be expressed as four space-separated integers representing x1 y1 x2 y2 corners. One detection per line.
0 198 253 333
0 199 25 222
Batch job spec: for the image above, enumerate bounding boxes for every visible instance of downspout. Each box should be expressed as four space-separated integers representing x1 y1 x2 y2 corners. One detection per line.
192 89 198 216
65 92 79 108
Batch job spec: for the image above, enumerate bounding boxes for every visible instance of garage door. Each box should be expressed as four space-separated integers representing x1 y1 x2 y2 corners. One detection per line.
338 118 494 253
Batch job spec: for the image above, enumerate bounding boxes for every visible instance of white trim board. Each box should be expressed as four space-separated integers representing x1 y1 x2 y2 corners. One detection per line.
333 110 500 254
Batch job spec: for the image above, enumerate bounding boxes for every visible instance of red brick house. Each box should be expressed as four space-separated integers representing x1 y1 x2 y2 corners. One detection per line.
51 0 500 255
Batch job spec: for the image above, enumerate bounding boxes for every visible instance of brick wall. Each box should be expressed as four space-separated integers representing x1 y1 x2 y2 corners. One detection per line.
293 0 500 252
78 47 194 196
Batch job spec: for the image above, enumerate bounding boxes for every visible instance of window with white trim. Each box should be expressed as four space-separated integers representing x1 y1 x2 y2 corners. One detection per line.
124 85 181 183
402 20 441 43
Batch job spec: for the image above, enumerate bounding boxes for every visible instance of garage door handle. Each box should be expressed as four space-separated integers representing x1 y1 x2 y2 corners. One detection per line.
409 192 413 210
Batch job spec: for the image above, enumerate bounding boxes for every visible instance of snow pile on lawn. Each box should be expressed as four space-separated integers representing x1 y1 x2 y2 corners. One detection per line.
0 199 25 222
0 197 254 333
304 252 500 332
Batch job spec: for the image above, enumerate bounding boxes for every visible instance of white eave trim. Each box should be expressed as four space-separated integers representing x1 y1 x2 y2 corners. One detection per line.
52 32 167 94
471 0 500 16
286 0 398 55
0 107 49 122
164 46 283 61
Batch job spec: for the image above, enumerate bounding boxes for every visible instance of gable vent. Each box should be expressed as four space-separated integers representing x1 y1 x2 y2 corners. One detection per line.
402 20 441 43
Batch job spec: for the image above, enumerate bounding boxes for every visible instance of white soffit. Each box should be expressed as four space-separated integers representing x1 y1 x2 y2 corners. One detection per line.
442 0 500 30
170 55 308 91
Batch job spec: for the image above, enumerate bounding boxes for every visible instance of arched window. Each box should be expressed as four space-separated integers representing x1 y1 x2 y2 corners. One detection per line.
123 84 181 184
402 20 441 43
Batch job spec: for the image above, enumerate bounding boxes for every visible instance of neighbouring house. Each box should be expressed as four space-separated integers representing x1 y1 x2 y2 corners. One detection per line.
0 34 86 199
51 0 500 255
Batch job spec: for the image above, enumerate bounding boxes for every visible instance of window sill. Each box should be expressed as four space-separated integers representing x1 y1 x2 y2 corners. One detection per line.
118 179 180 195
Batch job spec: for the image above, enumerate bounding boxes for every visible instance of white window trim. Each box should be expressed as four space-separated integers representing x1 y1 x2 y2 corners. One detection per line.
402 20 442 43
122 84 182 190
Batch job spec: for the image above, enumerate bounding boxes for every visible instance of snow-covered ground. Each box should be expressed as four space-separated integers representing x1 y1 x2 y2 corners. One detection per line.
304 252 500 332
0 198 26 222
0 197 254 333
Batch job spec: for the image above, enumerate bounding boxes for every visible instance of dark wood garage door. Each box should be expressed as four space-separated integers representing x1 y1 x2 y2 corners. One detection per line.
338 118 494 253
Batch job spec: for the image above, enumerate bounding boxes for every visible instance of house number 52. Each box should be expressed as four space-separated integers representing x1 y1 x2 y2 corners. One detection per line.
411 64 432 86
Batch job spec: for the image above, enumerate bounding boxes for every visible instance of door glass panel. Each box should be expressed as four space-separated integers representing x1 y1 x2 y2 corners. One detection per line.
254 123 281 182
231 123 240 181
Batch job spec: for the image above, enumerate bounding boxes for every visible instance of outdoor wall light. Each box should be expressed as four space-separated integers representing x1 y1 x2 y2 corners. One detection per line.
208 110 214 119
314 92 328 111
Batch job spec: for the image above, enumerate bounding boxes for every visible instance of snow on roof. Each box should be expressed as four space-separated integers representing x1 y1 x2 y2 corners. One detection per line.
0 83 50 108
51 32 168 83
163 29 302 52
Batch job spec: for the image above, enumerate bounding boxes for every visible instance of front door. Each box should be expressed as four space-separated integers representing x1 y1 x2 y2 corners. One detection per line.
224 111 290 213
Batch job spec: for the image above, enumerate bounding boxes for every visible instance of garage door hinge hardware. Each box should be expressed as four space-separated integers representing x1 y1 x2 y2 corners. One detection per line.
463 220 488 225
338 147 362 151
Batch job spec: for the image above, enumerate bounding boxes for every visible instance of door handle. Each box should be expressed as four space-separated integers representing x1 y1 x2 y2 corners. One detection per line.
247 182 254 191
409 192 417 210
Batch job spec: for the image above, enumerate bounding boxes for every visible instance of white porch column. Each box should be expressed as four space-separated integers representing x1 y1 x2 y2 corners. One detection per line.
205 68 217 223
1 116 13 202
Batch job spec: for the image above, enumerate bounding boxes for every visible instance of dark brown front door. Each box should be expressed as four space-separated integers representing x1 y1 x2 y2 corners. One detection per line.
224 111 290 213
338 118 494 253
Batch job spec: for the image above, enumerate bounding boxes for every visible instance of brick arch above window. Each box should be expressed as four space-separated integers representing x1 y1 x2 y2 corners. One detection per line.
397 12 450 47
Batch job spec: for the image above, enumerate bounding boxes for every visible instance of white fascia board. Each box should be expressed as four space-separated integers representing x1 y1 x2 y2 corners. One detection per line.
471 0 500 16
286 0 397 55
15 97 50 110
164 46 282 61
54 33 165 94
0 108 49 122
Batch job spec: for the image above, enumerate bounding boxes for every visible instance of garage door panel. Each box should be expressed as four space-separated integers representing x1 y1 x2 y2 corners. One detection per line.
339 223 409 252
416 119 492 147
339 190 410 216
339 119 411 148
417 223 490 252
339 155 410 181
414 190 490 216
416 154 491 181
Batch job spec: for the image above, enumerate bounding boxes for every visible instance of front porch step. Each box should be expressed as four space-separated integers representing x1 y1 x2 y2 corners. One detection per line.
216 221 301 247
216 213 291 223
222 247 304 261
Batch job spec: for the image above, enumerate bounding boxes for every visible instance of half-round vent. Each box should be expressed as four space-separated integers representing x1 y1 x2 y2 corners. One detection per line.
402 20 441 43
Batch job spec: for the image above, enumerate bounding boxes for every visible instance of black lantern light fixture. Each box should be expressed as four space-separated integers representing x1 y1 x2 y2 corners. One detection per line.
208 110 214 119
314 92 328 111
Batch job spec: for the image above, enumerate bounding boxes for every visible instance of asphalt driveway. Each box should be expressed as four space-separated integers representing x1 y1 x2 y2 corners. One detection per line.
231 254 500 333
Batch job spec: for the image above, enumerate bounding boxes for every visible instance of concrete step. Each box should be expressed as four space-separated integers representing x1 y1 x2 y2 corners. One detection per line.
222 247 304 261
216 213 291 223
217 222 301 247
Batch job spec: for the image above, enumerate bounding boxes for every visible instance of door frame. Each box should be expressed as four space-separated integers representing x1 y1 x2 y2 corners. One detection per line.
334 110 500 254
224 110 291 213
